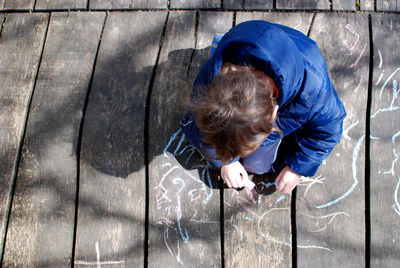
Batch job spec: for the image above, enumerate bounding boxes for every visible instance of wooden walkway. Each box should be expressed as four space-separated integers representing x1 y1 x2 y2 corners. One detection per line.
0 1 399 267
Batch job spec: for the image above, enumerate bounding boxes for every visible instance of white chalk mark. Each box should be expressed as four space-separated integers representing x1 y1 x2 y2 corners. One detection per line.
275 195 286 207
343 120 359 141
163 129 182 158
300 175 326 197
349 43 367 68
376 71 384 86
370 135 380 140
392 131 400 143
380 68 400 100
378 49 383 68
299 212 350 233
315 135 365 209
297 245 331 252
390 80 399 109
162 163 172 167
379 148 399 176
232 224 244 241
154 166 179 212
257 207 291 247
371 106 400 119
393 177 400 216
75 242 124 267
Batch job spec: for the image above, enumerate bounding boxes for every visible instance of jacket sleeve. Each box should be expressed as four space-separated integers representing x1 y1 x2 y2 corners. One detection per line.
284 84 346 177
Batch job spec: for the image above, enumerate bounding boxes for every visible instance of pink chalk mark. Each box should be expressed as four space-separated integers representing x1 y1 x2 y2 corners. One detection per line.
349 43 367 68
354 77 363 92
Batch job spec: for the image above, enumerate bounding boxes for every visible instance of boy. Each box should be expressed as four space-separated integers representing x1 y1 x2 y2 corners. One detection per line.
180 20 346 194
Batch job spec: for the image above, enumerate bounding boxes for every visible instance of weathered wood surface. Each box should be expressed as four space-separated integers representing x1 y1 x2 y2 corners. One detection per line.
377 0 400 11
333 0 355 10
35 0 87 10
222 12 312 268
148 11 224 267
244 0 273 10
90 0 167 9
0 1 4 10
296 13 369 267
370 14 400 268
3 0 34 10
360 0 374 10
0 14 3 32
223 0 243 9
276 0 330 9
0 12 48 257
2 12 104 267
74 12 166 267
170 0 220 8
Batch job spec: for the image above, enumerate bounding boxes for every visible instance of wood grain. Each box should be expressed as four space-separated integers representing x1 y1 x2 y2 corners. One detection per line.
370 14 400 268
296 13 369 267
360 0 374 10
244 0 273 10
148 11 227 267
35 0 87 10
3 0 34 10
223 0 243 9
276 0 330 10
222 12 312 268
333 0 355 10
170 0 220 8
2 12 104 267
74 12 167 267
0 12 48 257
377 0 399 11
90 0 167 9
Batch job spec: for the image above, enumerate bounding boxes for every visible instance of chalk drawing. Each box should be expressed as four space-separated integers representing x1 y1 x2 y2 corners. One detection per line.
297 245 331 252
378 49 383 68
275 195 286 207
349 43 367 68
343 24 359 56
232 224 244 241
299 212 350 233
75 242 124 267
299 175 326 197
257 207 291 247
163 129 182 158
393 177 400 216
343 120 359 141
379 68 400 99
314 135 365 209
354 77 363 92
373 80 400 118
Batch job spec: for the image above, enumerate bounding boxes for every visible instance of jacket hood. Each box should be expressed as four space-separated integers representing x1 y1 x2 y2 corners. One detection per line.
210 20 305 108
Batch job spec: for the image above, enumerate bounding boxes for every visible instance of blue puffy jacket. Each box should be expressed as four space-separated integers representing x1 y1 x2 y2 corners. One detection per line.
180 20 346 177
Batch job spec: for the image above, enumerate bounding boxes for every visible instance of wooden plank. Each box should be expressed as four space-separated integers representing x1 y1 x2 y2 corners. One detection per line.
148 11 228 267
370 14 400 267
0 14 3 31
244 0 273 10
236 12 313 34
0 12 48 257
170 0 220 8
35 0 87 10
276 0 330 10
295 13 368 267
0 1 4 10
222 12 313 268
2 12 104 267
223 0 243 9
3 0 34 10
90 0 167 9
74 11 167 267
333 0 356 10
360 0 374 10
377 0 399 11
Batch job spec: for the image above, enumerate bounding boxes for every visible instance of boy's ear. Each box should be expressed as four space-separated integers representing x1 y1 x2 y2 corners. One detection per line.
272 105 279 120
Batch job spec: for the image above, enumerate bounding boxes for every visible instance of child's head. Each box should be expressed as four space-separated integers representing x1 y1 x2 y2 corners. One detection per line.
191 63 278 163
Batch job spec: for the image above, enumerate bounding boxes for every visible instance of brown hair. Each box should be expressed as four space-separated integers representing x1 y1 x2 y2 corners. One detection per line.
190 63 278 163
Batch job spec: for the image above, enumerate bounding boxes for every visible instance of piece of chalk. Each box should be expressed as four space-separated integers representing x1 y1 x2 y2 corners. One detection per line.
243 179 255 190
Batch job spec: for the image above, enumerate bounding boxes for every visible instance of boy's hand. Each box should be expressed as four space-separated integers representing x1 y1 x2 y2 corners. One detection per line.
275 166 301 194
220 161 252 189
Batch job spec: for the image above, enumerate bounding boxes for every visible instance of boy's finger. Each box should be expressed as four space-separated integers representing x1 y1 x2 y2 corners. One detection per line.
277 181 285 192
